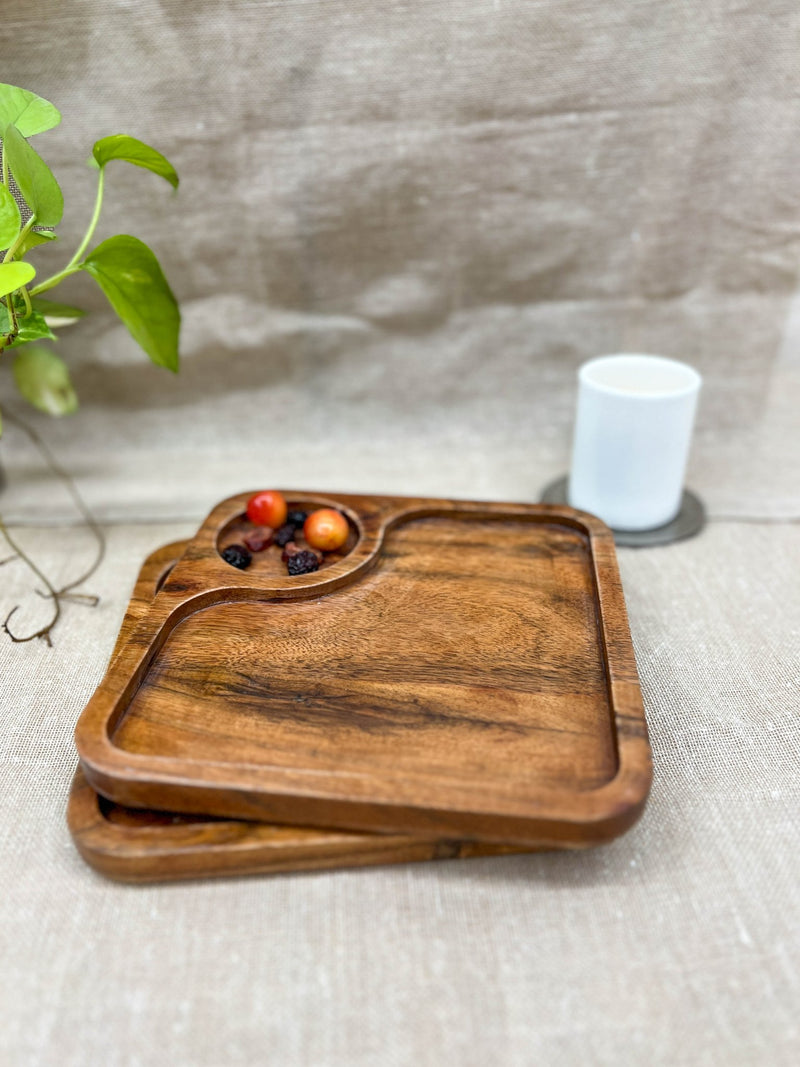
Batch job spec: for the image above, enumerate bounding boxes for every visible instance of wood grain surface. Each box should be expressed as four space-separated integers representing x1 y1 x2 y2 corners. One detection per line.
75 493 652 847
68 540 527 881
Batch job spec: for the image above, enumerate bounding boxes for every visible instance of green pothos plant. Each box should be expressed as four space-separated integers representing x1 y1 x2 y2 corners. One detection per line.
0 83 180 644
0 82 180 433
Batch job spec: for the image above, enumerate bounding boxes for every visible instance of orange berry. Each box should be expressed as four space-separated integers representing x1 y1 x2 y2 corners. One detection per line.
303 509 349 552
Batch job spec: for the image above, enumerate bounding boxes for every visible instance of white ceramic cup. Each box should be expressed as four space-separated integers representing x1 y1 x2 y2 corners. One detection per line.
567 354 702 531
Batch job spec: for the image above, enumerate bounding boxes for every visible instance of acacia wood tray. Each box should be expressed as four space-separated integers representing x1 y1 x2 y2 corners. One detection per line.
68 767 523 882
68 540 525 881
74 492 652 848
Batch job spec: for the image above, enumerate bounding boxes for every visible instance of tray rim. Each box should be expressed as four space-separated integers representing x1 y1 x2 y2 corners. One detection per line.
75 492 652 847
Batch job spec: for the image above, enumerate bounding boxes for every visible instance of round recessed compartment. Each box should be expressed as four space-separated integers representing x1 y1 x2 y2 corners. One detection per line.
215 498 361 578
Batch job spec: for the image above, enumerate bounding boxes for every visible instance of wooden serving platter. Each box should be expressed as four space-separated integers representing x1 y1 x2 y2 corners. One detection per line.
75 492 652 848
67 769 523 883
68 539 526 881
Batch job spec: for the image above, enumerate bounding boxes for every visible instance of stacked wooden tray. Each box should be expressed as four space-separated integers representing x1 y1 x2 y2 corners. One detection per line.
69 492 652 882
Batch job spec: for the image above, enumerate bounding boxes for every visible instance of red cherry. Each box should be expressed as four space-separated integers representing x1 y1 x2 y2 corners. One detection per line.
304 509 349 552
246 490 287 529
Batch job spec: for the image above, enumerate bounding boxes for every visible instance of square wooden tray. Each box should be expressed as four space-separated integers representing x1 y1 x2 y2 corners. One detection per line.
74 493 652 848
68 767 525 882
68 539 526 881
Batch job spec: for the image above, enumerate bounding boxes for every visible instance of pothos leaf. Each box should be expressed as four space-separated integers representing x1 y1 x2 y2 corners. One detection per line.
0 84 61 137
32 296 85 327
92 134 179 189
81 234 179 371
0 303 56 346
13 345 78 416
16 229 57 255
2 122 64 226
0 184 21 247
0 259 35 298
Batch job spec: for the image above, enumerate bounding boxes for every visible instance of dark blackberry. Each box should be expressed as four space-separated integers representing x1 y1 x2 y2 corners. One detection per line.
287 509 308 528
221 544 252 569
287 550 320 576
274 523 296 547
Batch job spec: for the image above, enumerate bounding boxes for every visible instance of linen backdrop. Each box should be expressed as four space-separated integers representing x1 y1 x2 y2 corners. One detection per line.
1 3 799 1066
1 0 798 520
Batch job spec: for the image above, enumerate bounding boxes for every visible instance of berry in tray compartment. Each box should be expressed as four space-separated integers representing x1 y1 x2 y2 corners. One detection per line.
219 493 353 576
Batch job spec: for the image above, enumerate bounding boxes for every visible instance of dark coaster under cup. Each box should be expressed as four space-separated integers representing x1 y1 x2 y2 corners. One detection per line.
540 476 706 547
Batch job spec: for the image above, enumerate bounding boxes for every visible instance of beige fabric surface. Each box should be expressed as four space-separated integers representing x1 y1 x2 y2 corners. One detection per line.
1 521 798 1066
2 1 800 1064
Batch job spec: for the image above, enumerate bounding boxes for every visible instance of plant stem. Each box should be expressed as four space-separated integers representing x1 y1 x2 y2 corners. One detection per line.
5 293 18 333
0 516 61 645
1 216 36 342
31 168 105 297
4 409 106 593
0 410 107 645
3 214 36 263
70 167 104 265
28 264 82 297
